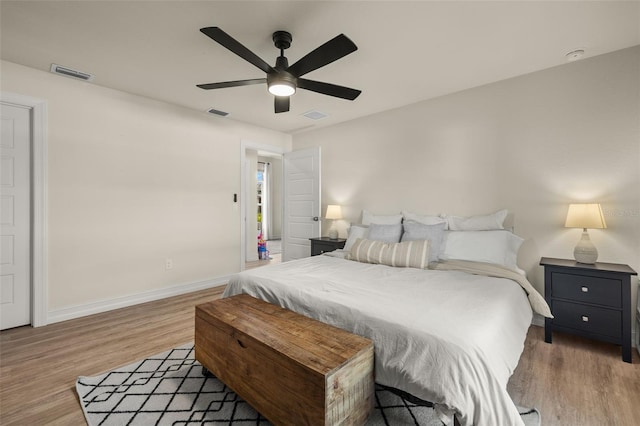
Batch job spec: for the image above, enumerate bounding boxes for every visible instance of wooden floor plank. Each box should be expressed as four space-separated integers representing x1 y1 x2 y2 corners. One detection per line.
1 283 638 425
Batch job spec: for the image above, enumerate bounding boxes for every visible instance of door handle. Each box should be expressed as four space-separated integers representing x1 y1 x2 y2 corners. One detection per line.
312 216 319 221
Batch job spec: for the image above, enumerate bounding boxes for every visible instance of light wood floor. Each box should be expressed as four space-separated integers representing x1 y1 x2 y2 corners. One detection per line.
0 286 225 426
1 285 638 425
245 252 282 270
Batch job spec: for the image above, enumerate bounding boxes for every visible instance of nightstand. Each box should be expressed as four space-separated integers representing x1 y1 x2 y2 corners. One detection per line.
636 285 640 356
310 237 346 256
540 257 637 363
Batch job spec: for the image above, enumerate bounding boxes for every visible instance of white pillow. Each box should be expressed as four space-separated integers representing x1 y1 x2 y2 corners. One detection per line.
445 209 508 231
361 209 402 226
402 211 446 226
343 224 369 252
439 230 523 270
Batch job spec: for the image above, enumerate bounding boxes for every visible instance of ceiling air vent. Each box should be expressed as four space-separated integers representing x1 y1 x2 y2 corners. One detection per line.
303 110 328 120
207 108 229 117
50 64 95 82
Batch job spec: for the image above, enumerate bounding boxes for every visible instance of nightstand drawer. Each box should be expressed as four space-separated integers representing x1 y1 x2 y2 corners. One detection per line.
551 272 621 308
552 300 622 339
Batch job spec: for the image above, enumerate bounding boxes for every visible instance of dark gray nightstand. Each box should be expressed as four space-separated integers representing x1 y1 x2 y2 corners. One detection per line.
540 257 637 363
310 237 346 256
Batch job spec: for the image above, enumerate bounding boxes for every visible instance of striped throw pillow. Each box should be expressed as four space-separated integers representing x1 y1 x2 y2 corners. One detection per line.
347 238 430 269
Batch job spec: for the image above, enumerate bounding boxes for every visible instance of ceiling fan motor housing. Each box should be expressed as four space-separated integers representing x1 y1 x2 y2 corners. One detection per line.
269 54 297 95
274 55 289 71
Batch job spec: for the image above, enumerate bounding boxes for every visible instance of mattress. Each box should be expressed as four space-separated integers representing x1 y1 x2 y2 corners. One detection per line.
223 255 533 426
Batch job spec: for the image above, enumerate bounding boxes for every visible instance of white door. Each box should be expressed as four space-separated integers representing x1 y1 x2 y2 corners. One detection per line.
283 147 321 261
1 103 31 329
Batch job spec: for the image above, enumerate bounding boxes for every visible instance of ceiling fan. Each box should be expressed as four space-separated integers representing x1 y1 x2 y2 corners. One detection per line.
197 27 362 113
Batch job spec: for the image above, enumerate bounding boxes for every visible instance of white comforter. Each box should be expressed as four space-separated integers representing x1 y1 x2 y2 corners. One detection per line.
223 255 532 426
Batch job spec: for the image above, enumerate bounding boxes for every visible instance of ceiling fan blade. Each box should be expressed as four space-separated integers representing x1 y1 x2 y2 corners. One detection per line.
197 78 266 90
298 79 361 100
274 96 290 113
200 27 274 74
287 34 357 77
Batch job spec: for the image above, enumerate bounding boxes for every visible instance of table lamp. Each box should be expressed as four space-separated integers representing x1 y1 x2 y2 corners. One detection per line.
325 205 342 240
564 203 607 264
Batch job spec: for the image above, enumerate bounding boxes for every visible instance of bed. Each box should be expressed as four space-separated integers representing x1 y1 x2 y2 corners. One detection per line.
223 211 551 425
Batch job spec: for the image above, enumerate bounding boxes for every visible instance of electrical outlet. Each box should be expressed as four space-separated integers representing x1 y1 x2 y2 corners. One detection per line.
165 258 173 270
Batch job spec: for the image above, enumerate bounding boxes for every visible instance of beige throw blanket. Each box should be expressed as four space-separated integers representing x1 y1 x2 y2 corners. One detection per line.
434 259 553 318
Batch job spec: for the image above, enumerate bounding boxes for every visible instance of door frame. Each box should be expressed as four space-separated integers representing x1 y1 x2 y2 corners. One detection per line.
239 140 287 270
1 92 48 327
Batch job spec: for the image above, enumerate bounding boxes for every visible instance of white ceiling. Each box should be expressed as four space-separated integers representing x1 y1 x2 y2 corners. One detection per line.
1 1 638 134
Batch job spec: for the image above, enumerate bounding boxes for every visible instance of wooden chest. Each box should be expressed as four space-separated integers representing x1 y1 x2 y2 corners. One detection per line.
195 294 374 425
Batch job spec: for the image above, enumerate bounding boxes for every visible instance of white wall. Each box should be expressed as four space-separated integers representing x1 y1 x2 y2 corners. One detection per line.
0 60 291 319
293 47 639 332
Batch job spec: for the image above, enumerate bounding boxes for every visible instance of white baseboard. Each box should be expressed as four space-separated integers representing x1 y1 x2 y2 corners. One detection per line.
46 275 231 325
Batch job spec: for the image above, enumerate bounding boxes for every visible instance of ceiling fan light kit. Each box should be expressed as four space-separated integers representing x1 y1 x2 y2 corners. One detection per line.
268 82 296 97
197 27 361 113
267 73 296 97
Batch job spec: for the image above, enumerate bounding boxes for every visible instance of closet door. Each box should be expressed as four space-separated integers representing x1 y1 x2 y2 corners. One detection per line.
1 103 31 329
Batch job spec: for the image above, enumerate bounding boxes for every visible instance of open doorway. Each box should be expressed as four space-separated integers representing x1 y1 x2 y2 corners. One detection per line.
252 154 283 268
240 142 284 270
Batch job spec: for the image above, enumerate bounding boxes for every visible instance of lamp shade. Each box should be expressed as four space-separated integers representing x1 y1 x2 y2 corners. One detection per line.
325 205 343 220
565 203 607 229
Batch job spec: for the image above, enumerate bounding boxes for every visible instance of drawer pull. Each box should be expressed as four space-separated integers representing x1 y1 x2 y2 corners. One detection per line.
582 316 589 322
581 286 589 293
237 339 247 349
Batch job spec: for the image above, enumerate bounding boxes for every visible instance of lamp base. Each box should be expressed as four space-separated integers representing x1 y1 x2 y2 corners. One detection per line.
574 230 598 264
327 228 339 240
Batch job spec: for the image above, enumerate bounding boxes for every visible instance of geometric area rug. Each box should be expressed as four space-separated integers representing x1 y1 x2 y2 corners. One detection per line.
76 344 540 426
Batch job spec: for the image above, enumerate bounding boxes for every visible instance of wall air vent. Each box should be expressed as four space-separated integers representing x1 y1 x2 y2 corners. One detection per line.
207 108 229 117
50 64 95 82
